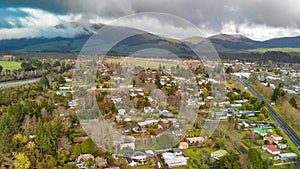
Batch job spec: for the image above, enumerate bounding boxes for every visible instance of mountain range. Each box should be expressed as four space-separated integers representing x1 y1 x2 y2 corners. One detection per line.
1 23 300 56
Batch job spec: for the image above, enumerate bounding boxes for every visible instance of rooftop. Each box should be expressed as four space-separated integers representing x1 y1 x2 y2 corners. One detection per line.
211 150 228 158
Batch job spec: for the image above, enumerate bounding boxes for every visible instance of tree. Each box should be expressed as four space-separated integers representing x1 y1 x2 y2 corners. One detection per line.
248 148 263 169
40 74 50 88
73 144 82 156
271 86 285 102
57 75 66 84
81 138 95 154
155 74 162 88
0 114 18 153
289 98 297 108
220 154 240 169
14 153 31 169
261 106 268 115
258 113 266 121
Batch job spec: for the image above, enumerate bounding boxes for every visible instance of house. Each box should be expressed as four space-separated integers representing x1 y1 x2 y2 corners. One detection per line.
160 110 174 118
262 145 281 155
162 152 187 168
171 148 182 156
252 128 267 136
56 90 67 96
76 154 95 169
74 137 89 144
212 112 228 119
277 143 288 149
123 125 139 133
211 150 228 160
125 150 148 166
264 136 277 144
120 142 135 151
271 135 283 141
178 142 189 149
145 150 155 157
278 153 298 161
185 137 205 144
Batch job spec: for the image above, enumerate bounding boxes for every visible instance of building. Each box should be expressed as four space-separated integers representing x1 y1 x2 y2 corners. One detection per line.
262 145 281 155
178 142 189 149
120 142 135 151
278 153 298 161
171 148 182 156
271 135 283 141
211 150 228 160
73 137 89 144
123 125 139 133
76 154 95 169
264 136 277 144
185 137 206 144
162 152 187 168
125 150 148 166
252 128 267 136
277 143 288 149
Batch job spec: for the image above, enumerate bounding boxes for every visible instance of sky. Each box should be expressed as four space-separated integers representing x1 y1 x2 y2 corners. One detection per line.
0 0 300 41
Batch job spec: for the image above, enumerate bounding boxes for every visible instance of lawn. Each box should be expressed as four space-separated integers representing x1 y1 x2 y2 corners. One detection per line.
182 147 213 160
0 61 22 70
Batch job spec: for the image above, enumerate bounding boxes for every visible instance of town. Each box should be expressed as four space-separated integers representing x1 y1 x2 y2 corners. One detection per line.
1 55 299 169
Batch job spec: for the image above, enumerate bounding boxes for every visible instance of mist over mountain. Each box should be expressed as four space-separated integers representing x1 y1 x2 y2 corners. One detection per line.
1 23 300 56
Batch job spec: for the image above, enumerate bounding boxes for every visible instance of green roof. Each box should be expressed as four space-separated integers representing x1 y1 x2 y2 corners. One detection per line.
253 128 267 135
212 150 228 158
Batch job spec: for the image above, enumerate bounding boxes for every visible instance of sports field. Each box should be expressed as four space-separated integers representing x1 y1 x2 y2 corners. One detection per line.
0 61 22 70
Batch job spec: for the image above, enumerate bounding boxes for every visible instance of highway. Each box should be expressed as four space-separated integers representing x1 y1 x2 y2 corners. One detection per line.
234 77 300 150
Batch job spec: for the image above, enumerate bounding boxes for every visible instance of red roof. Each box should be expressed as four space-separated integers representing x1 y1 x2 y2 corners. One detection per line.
263 145 279 152
264 136 276 143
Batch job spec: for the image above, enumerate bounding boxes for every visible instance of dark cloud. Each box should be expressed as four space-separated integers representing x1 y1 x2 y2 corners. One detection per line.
2 0 300 29
1 0 300 40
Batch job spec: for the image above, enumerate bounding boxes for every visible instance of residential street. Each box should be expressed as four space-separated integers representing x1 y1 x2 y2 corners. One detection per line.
235 77 300 149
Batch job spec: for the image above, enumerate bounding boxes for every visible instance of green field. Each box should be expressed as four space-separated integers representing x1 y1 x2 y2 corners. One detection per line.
0 61 22 70
104 57 188 69
249 48 300 53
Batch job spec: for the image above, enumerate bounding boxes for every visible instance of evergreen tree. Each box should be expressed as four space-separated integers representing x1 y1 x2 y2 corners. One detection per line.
289 98 297 108
40 74 50 88
155 74 162 88
0 114 18 153
248 148 264 169
81 138 95 154
57 75 66 84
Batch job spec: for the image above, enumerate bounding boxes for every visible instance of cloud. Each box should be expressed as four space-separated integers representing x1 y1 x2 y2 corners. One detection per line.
220 21 300 41
0 8 84 40
1 1 300 40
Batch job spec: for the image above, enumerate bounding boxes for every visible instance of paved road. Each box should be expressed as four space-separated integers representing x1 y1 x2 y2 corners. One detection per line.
234 77 300 150
0 78 40 87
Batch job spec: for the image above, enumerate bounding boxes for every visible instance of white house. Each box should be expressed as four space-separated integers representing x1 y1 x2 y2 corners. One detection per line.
125 150 147 166
162 153 187 168
271 135 283 141
185 137 206 144
278 153 298 161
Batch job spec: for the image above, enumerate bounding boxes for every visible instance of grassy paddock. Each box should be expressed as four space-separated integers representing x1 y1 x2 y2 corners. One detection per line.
0 61 22 70
104 57 188 69
249 48 300 53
